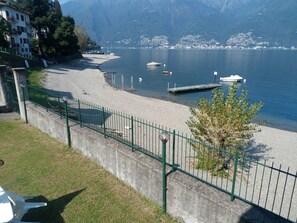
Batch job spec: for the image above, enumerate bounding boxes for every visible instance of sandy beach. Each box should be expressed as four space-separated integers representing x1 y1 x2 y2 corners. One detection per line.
44 54 297 170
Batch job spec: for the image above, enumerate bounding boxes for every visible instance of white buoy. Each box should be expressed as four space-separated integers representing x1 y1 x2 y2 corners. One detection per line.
139 77 142 82
243 79 247 83
213 71 218 83
164 64 166 67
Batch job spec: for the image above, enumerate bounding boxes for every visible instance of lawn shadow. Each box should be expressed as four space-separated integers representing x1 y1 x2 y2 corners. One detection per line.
22 188 85 223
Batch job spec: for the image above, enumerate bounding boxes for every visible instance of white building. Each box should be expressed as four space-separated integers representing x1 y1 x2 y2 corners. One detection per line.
0 1 32 56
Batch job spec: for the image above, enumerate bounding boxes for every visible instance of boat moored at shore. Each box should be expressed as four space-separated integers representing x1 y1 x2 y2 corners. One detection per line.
147 61 161 66
162 70 172 75
220 75 244 82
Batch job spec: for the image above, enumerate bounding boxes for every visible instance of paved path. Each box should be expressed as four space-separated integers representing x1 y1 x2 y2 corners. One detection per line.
0 112 20 121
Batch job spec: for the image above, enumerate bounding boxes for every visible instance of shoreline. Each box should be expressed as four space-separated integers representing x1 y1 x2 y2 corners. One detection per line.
103 72 296 133
44 54 297 170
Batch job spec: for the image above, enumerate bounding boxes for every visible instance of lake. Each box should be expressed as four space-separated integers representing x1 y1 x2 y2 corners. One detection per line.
100 49 297 132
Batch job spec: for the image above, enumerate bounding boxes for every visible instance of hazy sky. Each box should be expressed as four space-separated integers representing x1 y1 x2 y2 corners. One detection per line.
59 0 70 4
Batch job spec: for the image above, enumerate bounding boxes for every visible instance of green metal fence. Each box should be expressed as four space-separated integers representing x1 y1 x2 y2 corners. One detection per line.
0 46 34 60
27 85 297 222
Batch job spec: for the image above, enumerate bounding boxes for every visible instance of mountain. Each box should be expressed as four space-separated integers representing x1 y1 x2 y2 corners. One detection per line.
61 0 297 48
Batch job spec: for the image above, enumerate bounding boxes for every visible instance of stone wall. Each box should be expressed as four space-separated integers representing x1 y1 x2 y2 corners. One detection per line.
24 102 288 223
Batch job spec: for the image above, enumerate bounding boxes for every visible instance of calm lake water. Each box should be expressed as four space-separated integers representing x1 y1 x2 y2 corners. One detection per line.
100 49 297 132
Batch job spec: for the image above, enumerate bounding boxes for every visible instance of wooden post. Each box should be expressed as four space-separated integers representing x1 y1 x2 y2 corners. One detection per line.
131 76 134 90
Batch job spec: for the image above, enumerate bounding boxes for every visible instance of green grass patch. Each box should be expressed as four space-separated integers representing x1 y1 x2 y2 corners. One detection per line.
27 68 46 87
0 120 177 223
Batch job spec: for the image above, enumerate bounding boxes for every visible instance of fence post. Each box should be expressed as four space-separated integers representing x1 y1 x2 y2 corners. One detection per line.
102 107 107 138
12 68 27 119
63 97 71 147
172 130 176 171
58 96 62 118
131 116 134 151
231 149 239 201
159 131 170 213
21 85 28 123
45 91 48 112
78 99 82 127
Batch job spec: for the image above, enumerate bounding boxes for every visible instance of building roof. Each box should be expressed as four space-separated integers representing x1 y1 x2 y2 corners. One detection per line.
0 0 30 16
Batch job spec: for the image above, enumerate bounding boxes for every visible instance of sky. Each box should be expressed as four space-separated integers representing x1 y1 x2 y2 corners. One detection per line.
59 0 71 4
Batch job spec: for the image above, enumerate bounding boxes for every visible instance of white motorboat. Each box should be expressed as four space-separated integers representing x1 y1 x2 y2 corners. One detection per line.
220 75 244 82
146 62 161 66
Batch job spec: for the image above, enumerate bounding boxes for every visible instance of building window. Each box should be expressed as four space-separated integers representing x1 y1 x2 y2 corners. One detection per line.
6 11 9 17
17 26 26 34
16 14 19 20
20 38 23 43
11 37 15 47
21 48 24 52
21 15 24 21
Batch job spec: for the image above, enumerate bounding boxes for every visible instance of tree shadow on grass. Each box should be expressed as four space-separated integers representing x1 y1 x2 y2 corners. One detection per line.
22 188 85 223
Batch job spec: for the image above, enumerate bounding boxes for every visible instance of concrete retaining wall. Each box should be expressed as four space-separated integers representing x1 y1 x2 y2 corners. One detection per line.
25 102 288 223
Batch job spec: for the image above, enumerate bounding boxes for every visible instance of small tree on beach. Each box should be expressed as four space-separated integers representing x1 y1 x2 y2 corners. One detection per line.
187 82 263 173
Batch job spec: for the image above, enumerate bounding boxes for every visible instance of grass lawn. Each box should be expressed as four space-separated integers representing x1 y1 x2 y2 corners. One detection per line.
27 67 46 87
0 120 177 223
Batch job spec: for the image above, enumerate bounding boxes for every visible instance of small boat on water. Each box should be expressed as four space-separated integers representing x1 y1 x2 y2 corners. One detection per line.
220 75 244 82
162 70 172 75
147 62 161 66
